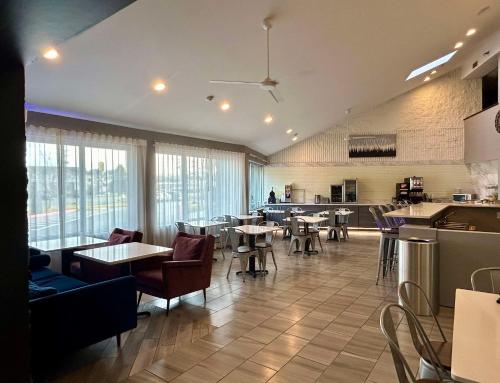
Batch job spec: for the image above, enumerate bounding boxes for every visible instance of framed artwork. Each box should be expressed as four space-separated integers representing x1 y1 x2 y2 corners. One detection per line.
348 134 397 158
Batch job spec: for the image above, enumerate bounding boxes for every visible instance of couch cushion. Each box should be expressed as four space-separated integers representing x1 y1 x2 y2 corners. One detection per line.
28 280 58 300
173 235 204 261
108 232 132 245
31 267 60 283
36 274 87 293
135 268 164 293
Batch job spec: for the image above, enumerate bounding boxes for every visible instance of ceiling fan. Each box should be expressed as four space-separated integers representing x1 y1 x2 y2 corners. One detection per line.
210 18 283 103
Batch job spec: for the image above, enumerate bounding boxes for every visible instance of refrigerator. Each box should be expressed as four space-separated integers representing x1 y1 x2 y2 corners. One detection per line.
343 179 358 203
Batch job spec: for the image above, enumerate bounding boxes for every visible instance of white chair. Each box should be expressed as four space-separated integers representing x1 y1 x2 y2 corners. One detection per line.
223 215 239 248
256 221 279 271
471 267 500 292
288 217 313 256
175 221 193 234
306 218 323 253
210 216 226 259
326 210 342 242
226 227 258 282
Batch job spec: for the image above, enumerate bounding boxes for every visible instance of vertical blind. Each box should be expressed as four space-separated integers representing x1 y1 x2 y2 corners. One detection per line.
249 161 265 210
26 126 146 242
154 142 245 245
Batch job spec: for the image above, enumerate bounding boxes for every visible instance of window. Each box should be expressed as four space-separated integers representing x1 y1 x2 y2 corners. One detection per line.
249 161 265 210
26 126 145 241
155 143 245 244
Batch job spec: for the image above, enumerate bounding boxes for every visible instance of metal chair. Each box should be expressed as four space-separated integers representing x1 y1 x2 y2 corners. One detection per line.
282 210 292 238
369 206 399 285
398 281 452 377
175 221 193 234
210 216 226 259
256 221 279 271
471 267 500 292
226 227 258 282
336 208 351 240
380 304 445 383
326 210 342 242
288 217 313 256
223 215 240 248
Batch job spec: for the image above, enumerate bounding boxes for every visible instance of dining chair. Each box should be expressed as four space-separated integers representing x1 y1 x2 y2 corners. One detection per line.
398 281 452 377
369 206 399 285
470 267 500 292
380 304 445 382
336 208 351 240
326 210 342 242
282 210 292 238
256 221 279 271
175 221 193 234
226 227 258 282
210 216 226 259
306 220 324 253
223 215 240 248
288 217 313 256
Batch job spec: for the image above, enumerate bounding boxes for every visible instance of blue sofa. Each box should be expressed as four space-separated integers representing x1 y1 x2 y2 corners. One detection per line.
28 250 137 372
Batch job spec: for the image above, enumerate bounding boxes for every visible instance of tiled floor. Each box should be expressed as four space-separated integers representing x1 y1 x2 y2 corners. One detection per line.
48 231 454 383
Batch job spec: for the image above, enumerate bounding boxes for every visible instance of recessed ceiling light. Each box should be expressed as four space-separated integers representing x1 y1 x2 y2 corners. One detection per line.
454 41 464 49
424 76 431 82
153 81 167 93
264 115 273 124
430 70 437 75
286 128 293 134
43 48 59 60
292 134 298 141
466 28 476 37
405 51 457 80
220 101 231 111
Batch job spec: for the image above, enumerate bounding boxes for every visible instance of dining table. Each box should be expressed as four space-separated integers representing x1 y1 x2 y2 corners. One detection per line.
187 219 227 235
451 288 500 383
233 224 279 277
74 242 173 317
283 216 328 254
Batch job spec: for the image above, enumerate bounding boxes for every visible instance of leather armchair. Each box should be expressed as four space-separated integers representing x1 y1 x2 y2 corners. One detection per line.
132 232 215 315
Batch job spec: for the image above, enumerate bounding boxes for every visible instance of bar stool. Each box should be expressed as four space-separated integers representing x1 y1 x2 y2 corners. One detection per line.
369 206 399 285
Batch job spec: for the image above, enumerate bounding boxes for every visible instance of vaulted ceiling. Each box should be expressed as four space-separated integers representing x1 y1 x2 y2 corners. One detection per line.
26 0 500 155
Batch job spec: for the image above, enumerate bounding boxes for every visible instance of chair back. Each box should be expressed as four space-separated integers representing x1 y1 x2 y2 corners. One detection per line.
290 217 306 236
259 221 278 243
224 215 238 228
471 267 500 293
109 228 143 243
176 222 187 233
398 281 447 342
369 206 387 231
227 227 245 252
380 304 444 383
327 210 337 226
337 209 350 225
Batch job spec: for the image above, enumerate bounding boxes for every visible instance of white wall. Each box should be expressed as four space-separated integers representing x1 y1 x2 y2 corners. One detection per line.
264 164 472 203
265 70 482 202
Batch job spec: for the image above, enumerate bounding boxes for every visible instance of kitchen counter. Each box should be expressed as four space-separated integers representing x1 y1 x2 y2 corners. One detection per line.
384 202 500 219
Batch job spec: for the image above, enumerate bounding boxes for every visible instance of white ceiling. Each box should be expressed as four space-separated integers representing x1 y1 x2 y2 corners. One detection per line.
26 0 500 155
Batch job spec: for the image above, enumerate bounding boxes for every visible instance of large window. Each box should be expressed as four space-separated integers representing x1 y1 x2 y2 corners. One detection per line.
155 143 245 244
26 126 145 241
249 161 265 210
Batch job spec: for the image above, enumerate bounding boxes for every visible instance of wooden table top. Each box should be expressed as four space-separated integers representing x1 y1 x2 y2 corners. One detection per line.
233 225 279 235
74 242 173 265
451 289 500 383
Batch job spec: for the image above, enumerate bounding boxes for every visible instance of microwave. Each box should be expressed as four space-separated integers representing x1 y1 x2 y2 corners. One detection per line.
452 193 473 202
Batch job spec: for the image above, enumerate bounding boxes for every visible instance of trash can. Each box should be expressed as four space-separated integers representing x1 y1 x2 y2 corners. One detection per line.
398 238 439 315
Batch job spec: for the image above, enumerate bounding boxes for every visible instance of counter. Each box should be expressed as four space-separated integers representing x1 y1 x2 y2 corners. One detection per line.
264 203 383 228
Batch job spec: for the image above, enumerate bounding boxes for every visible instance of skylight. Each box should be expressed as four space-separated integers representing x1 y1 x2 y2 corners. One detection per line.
405 51 457 80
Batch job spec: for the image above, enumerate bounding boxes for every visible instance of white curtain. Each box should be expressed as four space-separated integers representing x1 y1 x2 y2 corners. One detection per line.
26 126 146 241
249 161 265 210
154 142 245 245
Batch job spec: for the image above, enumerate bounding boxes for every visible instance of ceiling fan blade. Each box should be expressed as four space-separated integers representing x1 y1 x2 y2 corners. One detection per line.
210 80 262 86
268 88 283 103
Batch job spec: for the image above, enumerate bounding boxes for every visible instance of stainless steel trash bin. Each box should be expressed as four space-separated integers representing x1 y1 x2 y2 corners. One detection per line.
398 238 439 315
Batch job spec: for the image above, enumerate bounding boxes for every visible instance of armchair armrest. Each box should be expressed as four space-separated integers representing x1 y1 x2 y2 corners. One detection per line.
162 259 203 269
131 254 173 273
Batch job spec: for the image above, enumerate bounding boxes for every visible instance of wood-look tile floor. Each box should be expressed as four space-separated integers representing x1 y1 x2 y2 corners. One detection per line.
47 231 454 383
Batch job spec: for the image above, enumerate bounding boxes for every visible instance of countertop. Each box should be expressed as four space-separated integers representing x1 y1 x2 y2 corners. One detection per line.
384 202 500 219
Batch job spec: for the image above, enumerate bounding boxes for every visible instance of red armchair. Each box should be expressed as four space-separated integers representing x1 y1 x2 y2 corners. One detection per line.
132 232 215 315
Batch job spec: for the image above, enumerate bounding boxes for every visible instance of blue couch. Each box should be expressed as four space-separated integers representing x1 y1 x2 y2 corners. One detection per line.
28 250 137 372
